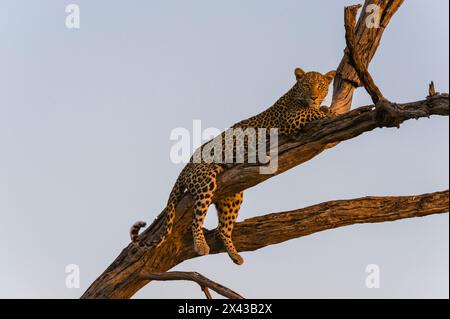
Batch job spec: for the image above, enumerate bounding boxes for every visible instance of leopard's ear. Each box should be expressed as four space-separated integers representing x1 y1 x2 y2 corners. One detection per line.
324 70 337 82
294 68 305 80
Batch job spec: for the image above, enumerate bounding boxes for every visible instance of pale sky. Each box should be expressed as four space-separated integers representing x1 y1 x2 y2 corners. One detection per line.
1 0 448 298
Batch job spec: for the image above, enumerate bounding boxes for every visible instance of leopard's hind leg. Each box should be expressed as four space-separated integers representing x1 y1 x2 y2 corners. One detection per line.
185 163 223 256
215 192 244 265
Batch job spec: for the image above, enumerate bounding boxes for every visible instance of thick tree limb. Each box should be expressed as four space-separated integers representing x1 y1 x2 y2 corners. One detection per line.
81 94 449 299
331 0 404 113
141 271 244 299
206 190 448 253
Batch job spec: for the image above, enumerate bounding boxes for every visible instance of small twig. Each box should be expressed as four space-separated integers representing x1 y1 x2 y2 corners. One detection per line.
344 4 386 104
140 271 244 299
428 81 437 97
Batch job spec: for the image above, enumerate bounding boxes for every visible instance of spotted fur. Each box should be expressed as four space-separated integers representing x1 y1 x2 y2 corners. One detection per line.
130 68 336 265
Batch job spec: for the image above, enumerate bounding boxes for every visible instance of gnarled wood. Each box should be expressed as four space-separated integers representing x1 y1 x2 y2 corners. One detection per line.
331 0 404 113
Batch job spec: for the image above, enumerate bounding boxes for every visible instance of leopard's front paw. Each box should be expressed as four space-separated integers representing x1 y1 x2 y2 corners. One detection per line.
320 105 337 117
194 241 210 256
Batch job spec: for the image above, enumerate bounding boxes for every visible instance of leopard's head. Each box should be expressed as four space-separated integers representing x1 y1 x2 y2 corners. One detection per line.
291 68 336 108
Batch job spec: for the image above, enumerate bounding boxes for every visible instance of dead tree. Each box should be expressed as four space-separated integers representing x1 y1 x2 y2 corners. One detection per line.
81 1 449 299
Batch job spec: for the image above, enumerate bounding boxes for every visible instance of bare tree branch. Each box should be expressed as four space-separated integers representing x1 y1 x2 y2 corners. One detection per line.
205 190 448 254
141 271 244 299
331 0 404 113
344 4 385 103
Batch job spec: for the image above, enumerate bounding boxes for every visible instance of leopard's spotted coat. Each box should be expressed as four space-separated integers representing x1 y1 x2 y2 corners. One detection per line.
130 68 336 265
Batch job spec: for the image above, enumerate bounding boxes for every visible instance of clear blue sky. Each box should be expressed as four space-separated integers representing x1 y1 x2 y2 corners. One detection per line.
1 0 448 298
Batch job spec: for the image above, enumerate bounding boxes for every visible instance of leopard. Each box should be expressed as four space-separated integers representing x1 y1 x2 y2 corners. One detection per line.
130 67 336 265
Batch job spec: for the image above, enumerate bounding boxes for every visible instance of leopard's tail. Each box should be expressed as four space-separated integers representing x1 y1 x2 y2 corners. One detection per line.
130 173 185 247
